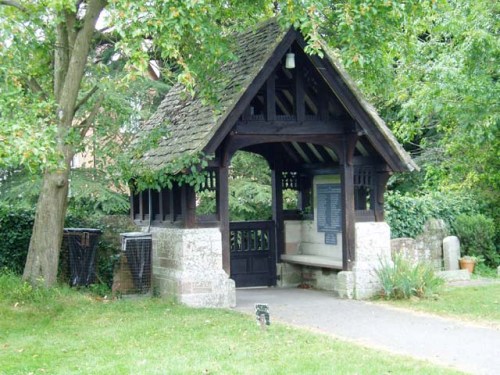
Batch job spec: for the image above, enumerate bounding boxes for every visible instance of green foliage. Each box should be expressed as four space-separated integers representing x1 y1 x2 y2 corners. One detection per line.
129 152 211 193
0 205 34 274
382 284 500 323
473 262 499 279
376 255 444 300
228 152 272 221
385 190 480 238
0 269 69 305
0 202 134 288
0 168 129 215
453 214 498 267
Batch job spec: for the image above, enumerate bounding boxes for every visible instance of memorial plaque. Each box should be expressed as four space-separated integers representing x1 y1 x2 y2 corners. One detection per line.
316 184 342 233
325 232 337 245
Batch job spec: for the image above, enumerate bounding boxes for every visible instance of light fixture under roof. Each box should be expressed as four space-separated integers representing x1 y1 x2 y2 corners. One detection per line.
285 52 295 69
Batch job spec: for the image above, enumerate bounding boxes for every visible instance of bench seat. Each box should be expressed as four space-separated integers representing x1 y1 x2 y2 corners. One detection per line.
281 254 343 270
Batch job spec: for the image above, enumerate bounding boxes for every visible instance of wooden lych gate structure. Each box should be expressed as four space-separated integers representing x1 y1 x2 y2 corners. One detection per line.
131 20 417 288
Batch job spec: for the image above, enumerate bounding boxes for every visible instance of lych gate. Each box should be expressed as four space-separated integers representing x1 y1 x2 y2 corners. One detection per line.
130 20 417 307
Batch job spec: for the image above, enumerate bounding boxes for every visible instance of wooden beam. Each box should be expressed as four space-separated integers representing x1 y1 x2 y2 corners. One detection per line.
295 36 404 172
272 163 284 262
218 166 230 275
276 90 293 115
186 185 197 228
139 191 144 221
340 134 358 271
158 189 164 222
225 133 347 155
318 82 329 121
169 185 175 223
294 58 305 121
266 73 276 121
181 185 196 228
341 162 355 271
129 193 134 221
374 170 391 222
204 28 297 154
234 120 347 136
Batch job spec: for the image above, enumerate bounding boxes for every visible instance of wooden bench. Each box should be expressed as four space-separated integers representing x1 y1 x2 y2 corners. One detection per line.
280 254 343 270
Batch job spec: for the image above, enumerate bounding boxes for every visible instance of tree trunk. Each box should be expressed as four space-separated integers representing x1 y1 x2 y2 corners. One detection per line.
22 0 106 287
23 168 70 286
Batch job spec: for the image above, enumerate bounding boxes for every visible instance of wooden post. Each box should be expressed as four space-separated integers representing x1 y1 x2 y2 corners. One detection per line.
158 189 164 223
129 193 135 221
218 166 230 275
272 163 284 263
169 185 175 223
181 185 196 228
374 170 390 222
341 164 355 271
139 191 144 221
294 58 305 122
340 134 358 271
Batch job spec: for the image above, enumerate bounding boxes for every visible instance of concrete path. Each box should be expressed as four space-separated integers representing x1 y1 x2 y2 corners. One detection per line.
234 288 500 375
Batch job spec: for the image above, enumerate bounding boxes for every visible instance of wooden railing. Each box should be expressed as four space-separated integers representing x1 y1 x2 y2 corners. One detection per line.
229 221 275 252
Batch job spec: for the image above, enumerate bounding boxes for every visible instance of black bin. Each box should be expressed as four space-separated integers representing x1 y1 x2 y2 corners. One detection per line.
64 228 102 286
120 232 152 293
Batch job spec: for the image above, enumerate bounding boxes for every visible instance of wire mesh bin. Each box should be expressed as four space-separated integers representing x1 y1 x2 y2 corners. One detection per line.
63 228 102 287
120 232 152 294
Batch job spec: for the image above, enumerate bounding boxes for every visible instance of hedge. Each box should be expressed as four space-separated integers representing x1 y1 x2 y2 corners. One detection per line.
0 204 135 287
384 191 481 239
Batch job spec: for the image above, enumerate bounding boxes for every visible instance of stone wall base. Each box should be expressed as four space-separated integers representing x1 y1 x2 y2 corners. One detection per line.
437 269 470 282
278 222 391 299
335 271 354 298
276 263 337 291
149 227 235 308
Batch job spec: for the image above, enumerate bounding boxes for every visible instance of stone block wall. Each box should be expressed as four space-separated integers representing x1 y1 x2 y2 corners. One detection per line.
390 237 431 264
391 219 451 271
149 227 235 308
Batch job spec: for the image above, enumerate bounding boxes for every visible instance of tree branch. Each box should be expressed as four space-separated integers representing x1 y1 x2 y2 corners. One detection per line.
25 77 48 100
74 85 99 113
0 0 27 12
77 95 104 139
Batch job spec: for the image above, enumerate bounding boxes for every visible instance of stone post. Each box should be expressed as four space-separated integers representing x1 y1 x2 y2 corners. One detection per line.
443 236 460 271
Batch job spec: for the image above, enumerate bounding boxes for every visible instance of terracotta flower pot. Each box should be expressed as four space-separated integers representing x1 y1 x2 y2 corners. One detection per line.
459 259 475 273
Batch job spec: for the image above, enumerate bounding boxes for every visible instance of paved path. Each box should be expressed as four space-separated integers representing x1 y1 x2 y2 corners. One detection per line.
234 288 500 375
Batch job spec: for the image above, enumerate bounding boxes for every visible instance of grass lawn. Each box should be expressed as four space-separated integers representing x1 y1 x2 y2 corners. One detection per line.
379 283 500 324
0 275 463 375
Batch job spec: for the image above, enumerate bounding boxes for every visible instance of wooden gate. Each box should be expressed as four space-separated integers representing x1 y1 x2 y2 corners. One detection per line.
229 221 276 287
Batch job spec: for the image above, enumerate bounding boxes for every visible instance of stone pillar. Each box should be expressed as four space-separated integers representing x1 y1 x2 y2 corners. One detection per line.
353 222 391 299
150 227 235 308
443 236 460 271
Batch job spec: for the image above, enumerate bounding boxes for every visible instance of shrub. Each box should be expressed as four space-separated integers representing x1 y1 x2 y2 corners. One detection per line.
0 203 135 288
453 214 498 267
385 191 480 238
0 205 34 274
376 255 444 300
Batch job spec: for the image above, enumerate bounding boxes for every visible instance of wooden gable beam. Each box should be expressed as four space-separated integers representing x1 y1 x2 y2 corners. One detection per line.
295 36 405 172
233 119 347 136
204 28 297 155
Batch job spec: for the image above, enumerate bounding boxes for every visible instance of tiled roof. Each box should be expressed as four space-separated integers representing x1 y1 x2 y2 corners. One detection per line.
137 19 417 173
138 19 286 170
